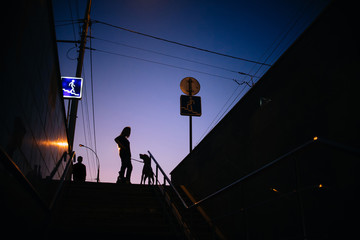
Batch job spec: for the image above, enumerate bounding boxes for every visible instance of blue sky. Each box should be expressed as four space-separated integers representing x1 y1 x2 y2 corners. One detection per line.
52 0 329 183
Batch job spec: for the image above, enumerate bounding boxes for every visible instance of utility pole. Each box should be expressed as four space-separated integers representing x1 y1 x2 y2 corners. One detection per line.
68 0 92 152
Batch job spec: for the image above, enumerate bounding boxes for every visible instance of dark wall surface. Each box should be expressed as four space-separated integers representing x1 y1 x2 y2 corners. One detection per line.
171 1 360 239
1 0 68 182
171 0 359 197
0 0 68 235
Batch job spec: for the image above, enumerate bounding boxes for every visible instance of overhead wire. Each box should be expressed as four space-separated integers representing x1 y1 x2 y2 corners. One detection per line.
195 82 250 147
92 36 255 78
92 19 272 67
194 0 322 145
79 62 98 181
266 0 322 68
78 3 98 181
82 73 97 181
250 0 317 82
89 47 253 86
74 3 95 179
65 1 95 181
89 23 97 155
79 60 97 181
195 83 242 146
66 1 98 181
80 92 94 181
67 0 78 48
83 20 258 150
59 1 329 175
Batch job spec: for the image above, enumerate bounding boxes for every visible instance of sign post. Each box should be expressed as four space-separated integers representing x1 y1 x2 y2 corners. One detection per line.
180 77 201 153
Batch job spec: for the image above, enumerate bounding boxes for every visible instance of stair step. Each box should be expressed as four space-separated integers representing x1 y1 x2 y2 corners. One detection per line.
50 228 177 240
49 223 178 240
49 182 181 239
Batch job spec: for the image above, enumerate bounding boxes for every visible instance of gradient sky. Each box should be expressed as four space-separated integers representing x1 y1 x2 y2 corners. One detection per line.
52 0 329 183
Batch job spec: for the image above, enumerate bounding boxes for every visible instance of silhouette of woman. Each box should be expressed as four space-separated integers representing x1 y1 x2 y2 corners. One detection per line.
114 127 132 184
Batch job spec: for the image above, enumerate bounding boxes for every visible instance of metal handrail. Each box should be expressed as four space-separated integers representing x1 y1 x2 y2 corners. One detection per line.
148 151 189 208
191 137 316 207
147 136 360 240
149 137 314 210
147 151 195 239
150 136 359 210
0 146 48 211
47 151 68 180
0 146 76 211
148 151 227 239
192 136 360 207
149 137 311 210
49 151 76 210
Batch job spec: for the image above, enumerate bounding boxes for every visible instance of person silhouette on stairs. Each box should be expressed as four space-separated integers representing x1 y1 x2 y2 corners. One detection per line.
72 156 86 182
115 126 132 184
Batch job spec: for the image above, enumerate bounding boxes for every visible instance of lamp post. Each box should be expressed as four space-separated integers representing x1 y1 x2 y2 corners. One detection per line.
79 144 100 183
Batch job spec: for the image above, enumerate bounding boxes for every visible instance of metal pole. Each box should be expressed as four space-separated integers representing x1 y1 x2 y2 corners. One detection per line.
68 0 92 152
188 78 193 153
156 165 159 184
189 115 192 153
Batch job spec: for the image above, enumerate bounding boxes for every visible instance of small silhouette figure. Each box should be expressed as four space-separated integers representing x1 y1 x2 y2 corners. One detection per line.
72 156 86 182
114 127 132 184
139 154 154 185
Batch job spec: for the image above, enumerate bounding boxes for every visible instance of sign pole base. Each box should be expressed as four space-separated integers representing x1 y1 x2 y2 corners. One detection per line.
189 115 192 153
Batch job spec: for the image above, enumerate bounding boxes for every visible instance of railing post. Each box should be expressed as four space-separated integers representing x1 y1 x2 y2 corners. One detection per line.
156 165 159 185
148 150 189 208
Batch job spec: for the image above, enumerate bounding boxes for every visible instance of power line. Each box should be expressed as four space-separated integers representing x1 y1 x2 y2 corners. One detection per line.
92 19 272 67
80 67 97 181
89 23 98 155
92 36 255 77
67 0 78 47
195 84 249 146
194 1 318 145
80 97 94 181
89 47 253 85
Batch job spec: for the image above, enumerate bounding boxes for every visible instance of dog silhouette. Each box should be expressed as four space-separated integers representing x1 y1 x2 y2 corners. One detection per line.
139 154 154 185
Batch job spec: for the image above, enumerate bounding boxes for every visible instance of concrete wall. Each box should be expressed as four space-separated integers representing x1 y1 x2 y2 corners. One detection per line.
171 1 360 239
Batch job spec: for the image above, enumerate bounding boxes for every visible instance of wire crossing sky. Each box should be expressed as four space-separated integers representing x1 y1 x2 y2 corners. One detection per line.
92 19 273 66
92 36 258 77
53 0 330 183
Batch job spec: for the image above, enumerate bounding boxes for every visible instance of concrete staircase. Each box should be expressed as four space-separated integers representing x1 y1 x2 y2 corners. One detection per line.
48 182 184 239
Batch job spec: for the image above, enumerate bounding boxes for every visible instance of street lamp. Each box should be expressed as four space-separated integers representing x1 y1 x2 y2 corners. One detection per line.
79 144 100 183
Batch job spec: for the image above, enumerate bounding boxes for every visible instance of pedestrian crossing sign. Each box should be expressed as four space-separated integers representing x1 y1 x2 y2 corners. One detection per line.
62 76 83 99
180 95 201 116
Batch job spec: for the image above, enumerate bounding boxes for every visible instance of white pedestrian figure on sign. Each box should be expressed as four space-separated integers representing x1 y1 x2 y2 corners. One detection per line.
69 80 76 95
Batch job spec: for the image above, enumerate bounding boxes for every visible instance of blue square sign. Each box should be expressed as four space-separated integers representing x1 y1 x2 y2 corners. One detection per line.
62 77 83 99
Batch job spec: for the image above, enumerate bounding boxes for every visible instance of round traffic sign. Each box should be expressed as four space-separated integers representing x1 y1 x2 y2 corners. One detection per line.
180 77 200 96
